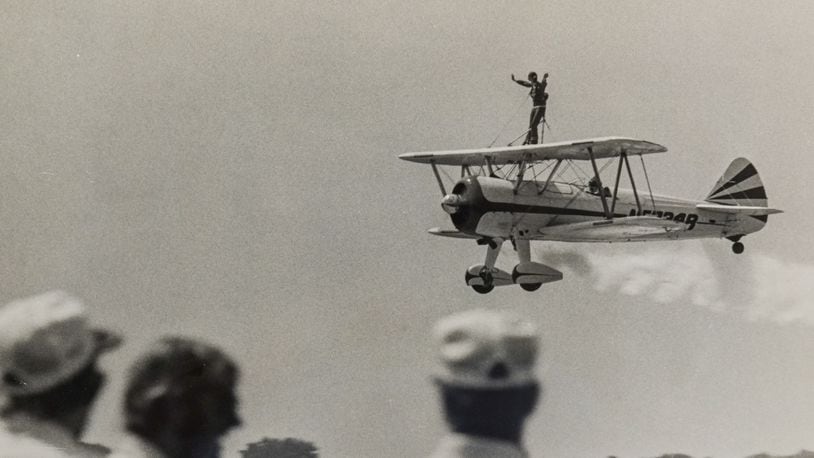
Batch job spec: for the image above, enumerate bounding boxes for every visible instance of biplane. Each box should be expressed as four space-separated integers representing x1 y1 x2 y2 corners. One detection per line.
399 137 782 293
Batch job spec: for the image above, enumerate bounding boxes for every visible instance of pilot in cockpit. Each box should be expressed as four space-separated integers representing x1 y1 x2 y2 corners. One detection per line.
588 177 610 197
588 177 601 195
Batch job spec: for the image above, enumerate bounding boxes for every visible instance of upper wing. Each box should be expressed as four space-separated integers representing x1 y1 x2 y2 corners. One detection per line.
538 216 684 241
399 137 667 166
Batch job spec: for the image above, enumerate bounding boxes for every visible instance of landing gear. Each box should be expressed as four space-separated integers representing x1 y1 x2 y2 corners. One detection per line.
513 239 543 292
465 267 498 294
727 235 745 254
473 267 494 294
465 238 506 294
464 236 563 293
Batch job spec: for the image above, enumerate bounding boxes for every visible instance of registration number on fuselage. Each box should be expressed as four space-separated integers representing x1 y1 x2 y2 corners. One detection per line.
629 209 699 230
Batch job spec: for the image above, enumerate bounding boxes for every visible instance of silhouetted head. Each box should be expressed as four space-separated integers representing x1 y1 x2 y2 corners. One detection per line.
124 337 240 458
528 72 538 82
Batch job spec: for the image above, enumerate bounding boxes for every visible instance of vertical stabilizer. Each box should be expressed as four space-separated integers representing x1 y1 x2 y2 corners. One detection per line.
705 158 768 207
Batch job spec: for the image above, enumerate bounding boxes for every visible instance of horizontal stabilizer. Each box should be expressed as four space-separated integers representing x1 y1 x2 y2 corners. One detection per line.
400 137 666 166
539 216 684 241
428 227 478 239
696 203 783 215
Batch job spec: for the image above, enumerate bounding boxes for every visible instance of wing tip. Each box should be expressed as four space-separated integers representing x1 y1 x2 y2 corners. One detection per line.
398 152 432 163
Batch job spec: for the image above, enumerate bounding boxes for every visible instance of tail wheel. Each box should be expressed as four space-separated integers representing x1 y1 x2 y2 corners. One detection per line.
471 284 495 294
520 282 542 292
732 242 744 254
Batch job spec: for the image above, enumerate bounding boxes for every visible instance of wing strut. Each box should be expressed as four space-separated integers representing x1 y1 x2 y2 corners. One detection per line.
513 160 526 194
587 147 612 219
430 160 447 196
623 153 642 213
610 152 624 214
485 156 496 177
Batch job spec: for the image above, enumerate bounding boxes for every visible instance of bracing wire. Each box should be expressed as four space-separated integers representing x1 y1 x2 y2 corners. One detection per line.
489 94 530 148
597 158 612 176
439 164 455 187
567 160 591 185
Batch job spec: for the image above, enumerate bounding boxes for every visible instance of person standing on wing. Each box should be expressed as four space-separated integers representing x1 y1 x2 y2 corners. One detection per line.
511 72 549 144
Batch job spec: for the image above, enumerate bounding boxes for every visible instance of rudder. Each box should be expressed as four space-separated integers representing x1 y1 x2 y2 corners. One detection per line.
705 158 768 207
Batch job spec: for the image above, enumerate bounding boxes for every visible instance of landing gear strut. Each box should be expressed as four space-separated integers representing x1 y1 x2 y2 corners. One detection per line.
467 238 503 294
513 238 543 292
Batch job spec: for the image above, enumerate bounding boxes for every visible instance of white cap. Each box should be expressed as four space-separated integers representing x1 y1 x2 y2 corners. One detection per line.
0 291 120 396
434 309 539 389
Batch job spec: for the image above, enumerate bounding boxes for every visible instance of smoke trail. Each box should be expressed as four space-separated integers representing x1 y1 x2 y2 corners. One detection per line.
535 242 814 326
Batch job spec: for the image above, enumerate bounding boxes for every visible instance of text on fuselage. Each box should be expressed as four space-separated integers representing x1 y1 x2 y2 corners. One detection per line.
629 209 698 230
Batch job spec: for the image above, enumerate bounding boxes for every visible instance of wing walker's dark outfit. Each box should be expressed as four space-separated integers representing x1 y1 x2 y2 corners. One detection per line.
514 77 548 144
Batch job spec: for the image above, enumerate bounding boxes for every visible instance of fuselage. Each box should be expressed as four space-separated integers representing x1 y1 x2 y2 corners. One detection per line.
446 176 766 242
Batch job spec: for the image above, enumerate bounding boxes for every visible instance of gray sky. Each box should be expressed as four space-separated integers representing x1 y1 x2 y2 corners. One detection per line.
1 1 813 457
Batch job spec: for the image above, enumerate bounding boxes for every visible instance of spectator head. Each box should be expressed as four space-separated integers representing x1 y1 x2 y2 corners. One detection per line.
434 308 539 390
0 290 121 436
124 337 240 458
433 309 540 443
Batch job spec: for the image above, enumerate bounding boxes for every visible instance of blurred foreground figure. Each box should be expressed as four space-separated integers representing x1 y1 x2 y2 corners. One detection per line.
430 309 540 458
0 290 121 457
112 337 240 458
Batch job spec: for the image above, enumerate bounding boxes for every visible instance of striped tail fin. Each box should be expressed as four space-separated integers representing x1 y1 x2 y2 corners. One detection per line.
705 158 768 207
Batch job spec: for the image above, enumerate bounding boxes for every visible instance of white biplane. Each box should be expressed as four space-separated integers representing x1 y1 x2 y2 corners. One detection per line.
399 137 782 293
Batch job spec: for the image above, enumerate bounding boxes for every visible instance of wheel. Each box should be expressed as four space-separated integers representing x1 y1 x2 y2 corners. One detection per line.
472 284 494 294
520 282 542 292
465 267 494 293
732 242 744 254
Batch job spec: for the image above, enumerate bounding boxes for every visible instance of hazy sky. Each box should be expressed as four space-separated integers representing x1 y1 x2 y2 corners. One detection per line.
1 1 813 457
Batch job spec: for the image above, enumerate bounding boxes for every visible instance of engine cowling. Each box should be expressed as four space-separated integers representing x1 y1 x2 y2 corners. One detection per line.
440 177 486 235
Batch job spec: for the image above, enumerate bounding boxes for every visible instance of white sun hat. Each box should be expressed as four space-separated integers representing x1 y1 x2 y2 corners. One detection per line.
0 290 120 396
434 309 539 389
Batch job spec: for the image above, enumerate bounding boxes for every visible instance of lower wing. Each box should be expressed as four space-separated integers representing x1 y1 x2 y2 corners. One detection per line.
539 216 685 241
